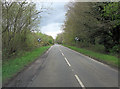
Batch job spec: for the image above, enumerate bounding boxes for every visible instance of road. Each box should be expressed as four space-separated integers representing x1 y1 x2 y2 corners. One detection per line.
5 44 118 88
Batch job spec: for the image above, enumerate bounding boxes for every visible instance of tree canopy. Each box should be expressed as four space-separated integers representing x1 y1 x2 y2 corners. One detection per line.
56 2 120 54
2 1 54 60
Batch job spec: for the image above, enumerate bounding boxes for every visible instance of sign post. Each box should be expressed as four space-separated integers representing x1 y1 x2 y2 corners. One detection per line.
75 36 79 47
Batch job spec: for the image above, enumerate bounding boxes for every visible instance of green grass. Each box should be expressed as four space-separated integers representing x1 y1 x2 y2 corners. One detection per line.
64 45 119 67
2 46 50 82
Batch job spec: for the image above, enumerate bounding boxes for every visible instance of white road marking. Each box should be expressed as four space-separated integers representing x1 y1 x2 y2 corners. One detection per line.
47 46 52 53
49 46 52 50
59 46 86 88
72 69 74 71
62 53 64 56
63 46 118 72
75 74 85 89
64 57 71 67
47 46 53 53
68 47 107 66
59 49 62 52
88 57 108 67
32 75 37 81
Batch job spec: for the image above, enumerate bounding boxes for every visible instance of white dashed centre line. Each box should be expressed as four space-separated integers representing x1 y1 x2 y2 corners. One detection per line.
62 53 64 56
59 49 62 52
64 57 71 67
59 48 85 88
75 74 85 89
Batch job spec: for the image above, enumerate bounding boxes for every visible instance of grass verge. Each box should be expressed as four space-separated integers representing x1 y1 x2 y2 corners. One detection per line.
2 46 50 82
64 45 119 67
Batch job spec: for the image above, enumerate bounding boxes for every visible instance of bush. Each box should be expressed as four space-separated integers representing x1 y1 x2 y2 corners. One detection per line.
110 45 120 54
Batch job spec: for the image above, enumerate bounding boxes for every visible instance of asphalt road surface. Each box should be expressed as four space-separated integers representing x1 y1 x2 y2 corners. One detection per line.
5 44 118 88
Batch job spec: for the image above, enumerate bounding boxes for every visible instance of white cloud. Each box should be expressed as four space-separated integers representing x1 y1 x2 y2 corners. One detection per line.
36 2 67 39
40 23 63 39
38 2 67 26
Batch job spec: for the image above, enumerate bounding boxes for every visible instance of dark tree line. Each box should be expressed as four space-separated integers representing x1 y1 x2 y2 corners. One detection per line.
90 2 120 52
56 2 120 54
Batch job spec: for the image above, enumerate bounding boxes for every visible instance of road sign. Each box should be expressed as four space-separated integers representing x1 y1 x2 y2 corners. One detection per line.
75 37 79 41
38 38 41 42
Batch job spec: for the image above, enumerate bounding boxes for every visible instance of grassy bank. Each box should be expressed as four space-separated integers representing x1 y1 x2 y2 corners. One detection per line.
64 45 119 67
2 46 50 82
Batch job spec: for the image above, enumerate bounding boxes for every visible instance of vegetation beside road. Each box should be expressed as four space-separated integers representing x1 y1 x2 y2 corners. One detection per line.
3 46 50 82
2 1 54 84
2 1 54 60
56 2 120 67
56 2 120 55
64 45 119 67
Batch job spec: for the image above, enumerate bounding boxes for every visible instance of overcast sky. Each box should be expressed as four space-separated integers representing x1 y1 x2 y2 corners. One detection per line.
36 2 68 39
